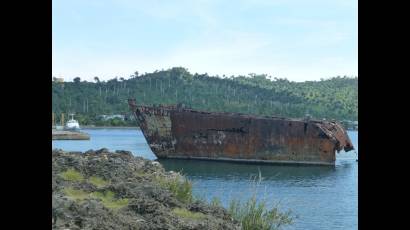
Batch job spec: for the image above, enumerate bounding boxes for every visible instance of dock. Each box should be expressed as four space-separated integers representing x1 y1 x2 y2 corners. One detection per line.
52 130 90 140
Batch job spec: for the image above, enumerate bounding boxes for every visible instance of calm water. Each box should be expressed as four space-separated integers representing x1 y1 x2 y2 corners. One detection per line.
53 128 358 230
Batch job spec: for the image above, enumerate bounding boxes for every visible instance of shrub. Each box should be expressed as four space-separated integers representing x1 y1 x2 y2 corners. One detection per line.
60 169 84 182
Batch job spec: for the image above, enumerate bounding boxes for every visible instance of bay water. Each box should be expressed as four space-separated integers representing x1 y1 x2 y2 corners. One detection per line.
52 128 358 229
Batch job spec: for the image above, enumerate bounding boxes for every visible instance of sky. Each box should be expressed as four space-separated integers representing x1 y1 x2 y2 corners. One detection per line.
52 0 357 82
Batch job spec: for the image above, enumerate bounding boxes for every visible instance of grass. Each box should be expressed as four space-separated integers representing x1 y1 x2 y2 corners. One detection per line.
60 169 84 182
206 169 293 230
172 208 206 220
227 196 293 230
91 190 129 210
63 187 128 210
155 174 193 203
63 187 89 201
210 197 222 207
89 176 109 188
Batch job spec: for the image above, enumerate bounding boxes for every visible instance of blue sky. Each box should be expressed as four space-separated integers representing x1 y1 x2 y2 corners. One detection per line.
52 0 357 82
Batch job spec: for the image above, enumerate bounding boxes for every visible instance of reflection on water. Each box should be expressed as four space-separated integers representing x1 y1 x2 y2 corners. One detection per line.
160 159 336 181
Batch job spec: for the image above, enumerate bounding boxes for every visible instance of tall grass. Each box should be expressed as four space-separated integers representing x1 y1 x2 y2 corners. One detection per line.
210 197 222 207
215 168 293 230
155 174 193 203
228 196 293 230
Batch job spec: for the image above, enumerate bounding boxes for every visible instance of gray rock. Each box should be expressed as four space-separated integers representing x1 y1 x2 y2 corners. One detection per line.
52 149 240 230
95 148 109 154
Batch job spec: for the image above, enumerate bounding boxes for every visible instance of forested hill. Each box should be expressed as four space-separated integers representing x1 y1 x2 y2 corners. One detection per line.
52 67 358 124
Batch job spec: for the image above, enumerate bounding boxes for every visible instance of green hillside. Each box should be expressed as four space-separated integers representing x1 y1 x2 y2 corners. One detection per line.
52 67 357 125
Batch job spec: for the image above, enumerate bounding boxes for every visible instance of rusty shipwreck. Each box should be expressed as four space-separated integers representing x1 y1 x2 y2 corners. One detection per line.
128 99 354 165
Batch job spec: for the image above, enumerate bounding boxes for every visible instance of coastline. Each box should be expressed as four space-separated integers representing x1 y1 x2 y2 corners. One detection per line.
81 126 140 130
52 149 241 230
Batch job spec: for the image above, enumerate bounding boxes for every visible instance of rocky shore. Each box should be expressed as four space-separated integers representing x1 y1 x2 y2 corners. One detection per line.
52 149 240 230
52 130 90 140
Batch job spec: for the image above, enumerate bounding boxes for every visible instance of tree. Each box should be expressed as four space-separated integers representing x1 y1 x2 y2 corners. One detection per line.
52 67 358 125
94 76 100 83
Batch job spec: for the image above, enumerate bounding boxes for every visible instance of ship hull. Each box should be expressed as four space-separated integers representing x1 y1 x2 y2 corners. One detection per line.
129 100 354 165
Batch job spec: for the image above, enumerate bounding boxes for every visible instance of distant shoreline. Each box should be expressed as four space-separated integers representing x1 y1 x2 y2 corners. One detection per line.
81 126 140 129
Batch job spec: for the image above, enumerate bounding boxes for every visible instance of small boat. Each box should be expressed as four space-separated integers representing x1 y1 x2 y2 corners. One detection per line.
64 114 80 131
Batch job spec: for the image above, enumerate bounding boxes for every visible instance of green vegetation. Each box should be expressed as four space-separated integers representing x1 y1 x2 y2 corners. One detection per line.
205 171 293 230
91 190 129 210
94 117 128 126
63 187 89 201
58 160 292 229
60 170 127 210
155 174 193 204
168 177 193 204
172 208 206 220
89 176 109 188
210 197 222 207
63 187 128 210
60 169 84 182
52 67 358 126
228 196 293 230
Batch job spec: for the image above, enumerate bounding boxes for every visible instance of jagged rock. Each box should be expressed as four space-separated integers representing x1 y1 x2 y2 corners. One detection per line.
84 149 95 155
115 150 133 157
52 149 240 230
95 148 109 154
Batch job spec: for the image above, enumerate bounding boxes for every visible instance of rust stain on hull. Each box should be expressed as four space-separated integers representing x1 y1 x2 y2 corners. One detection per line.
128 99 354 165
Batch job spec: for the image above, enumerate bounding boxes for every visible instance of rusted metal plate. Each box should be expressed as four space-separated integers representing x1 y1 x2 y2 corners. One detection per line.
128 99 354 165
